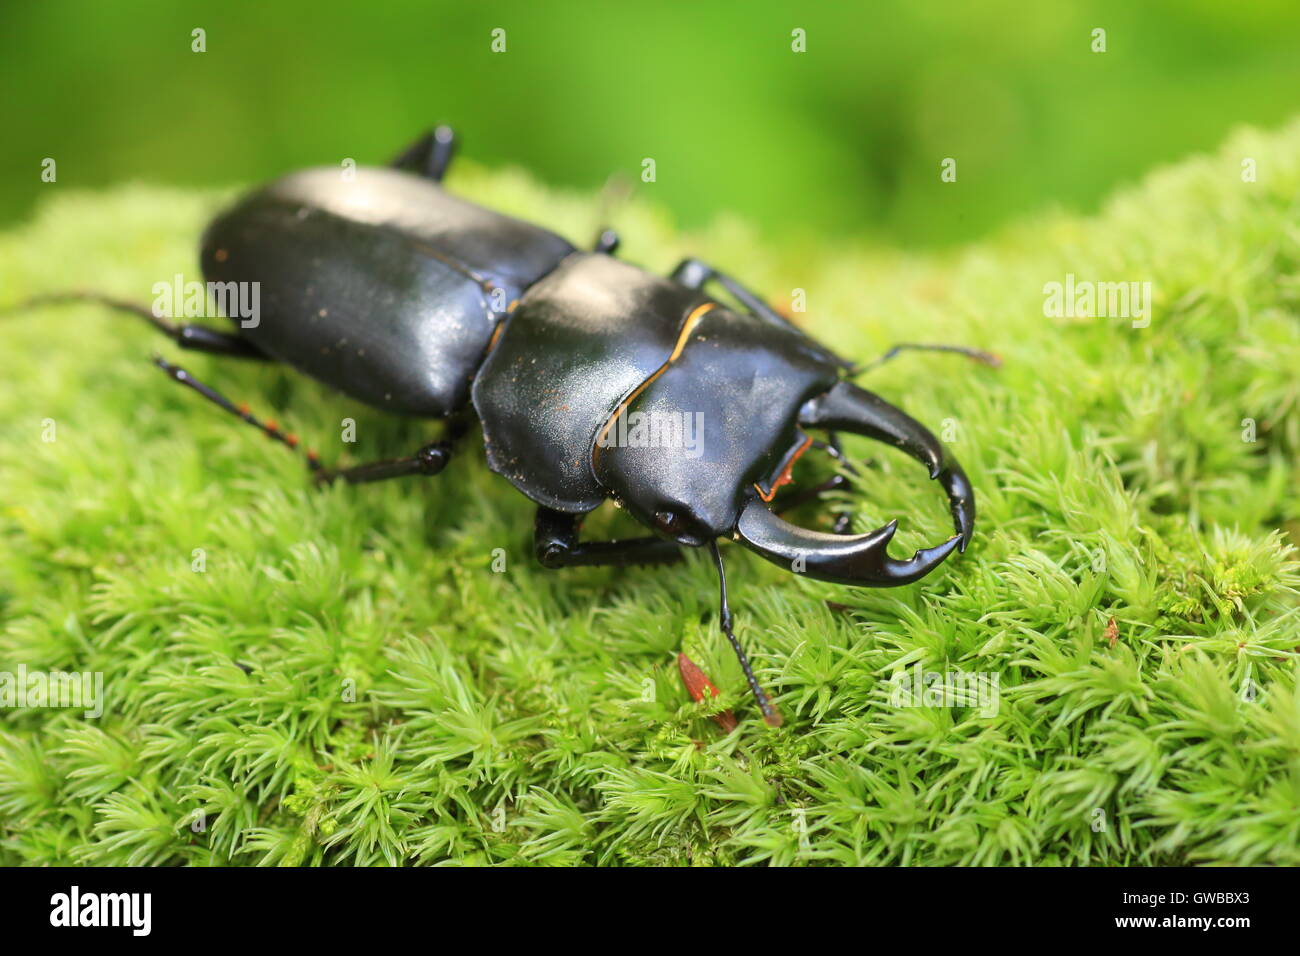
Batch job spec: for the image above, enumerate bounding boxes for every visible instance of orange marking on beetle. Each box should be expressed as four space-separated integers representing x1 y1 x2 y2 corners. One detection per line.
755 434 814 503
593 303 715 462
678 653 738 732
486 320 507 354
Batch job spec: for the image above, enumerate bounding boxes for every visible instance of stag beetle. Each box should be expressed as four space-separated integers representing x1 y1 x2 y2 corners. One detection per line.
20 127 993 727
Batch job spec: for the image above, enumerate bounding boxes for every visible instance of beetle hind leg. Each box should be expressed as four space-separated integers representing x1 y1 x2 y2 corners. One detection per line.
153 355 466 484
153 355 322 471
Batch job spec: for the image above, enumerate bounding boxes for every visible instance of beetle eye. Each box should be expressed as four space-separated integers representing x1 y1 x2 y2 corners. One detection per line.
654 509 683 535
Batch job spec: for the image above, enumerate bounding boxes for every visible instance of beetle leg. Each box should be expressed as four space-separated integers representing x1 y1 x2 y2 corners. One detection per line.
592 228 620 255
314 442 454 485
153 355 322 469
671 257 798 330
774 472 848 515
153 355 465 483
315 418 468 485
9 292 271 359
390 125 457 182
171 324 271 358
534 509 780 726
533 507 681 568
821 436 859 533
669 257 852 370
773 435 856 534
709 541 782 727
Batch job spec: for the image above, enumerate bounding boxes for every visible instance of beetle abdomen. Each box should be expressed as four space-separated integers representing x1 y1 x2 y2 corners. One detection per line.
201 167 575 416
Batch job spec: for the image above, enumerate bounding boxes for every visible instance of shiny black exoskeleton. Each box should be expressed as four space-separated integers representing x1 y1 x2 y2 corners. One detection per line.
29 128 984 727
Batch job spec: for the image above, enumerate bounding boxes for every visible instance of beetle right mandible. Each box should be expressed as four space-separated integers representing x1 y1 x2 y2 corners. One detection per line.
16 126 998 728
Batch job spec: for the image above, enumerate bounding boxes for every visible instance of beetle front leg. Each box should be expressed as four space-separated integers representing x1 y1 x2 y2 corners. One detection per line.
670 258 798 331
153 356 463 484
533 507 681 569
773 436 856 534
670 258 853 370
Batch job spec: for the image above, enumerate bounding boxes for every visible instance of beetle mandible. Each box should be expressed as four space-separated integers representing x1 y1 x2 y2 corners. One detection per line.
21 127 995 727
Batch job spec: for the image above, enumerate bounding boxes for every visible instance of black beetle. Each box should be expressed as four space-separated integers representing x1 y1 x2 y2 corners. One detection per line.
20 127 993 727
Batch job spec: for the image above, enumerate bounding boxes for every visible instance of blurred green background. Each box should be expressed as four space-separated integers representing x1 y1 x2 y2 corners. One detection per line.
3 0 1299 247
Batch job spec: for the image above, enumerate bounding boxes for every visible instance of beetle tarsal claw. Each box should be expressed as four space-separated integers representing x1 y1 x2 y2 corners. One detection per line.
734 499 962 587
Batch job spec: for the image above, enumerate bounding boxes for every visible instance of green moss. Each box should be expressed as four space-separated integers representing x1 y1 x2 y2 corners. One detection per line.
1 120 1298 866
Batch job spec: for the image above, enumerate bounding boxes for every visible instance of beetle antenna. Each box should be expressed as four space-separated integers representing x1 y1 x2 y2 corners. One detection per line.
152 354 322 472
3 291 269 359
708 540 783 727
2 291 177 336
851 342 1002 377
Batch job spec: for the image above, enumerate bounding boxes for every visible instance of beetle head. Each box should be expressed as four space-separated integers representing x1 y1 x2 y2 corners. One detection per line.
593 407 735 548
597 376 974 586
591 296 974 585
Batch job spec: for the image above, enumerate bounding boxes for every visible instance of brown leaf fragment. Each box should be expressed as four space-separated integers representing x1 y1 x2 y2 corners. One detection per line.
677 653 739 732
